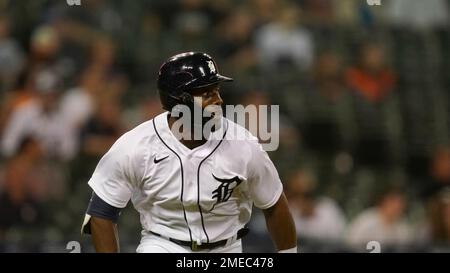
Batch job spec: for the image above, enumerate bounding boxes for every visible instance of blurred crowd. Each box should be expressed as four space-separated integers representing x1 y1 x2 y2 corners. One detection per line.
0 0 449 252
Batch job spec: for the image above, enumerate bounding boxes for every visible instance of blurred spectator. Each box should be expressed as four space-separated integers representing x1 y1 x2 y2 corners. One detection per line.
174 0 210 37
300 0 336 26
422 146 450 199
345 43 398 167
88 0 124 33
1 69 75 160
80 98 125 158
28 25 62 73
294 51 356 155
425 187 450 247
334 0 359 26
254 4 314 72
385 0 450 30
86 36 128 103
59 37 127 157
59 69 104 160
346 185 413 249
134 12 164 82
59 70 99 141
88 36 116 73
0 15 25 93
345 42 396 104
286 168 347 242
249 0 277 26
167 0 212 51
334 0 384 28
215 7 257 73
311 51 346 102
0 137 44 232
59 0 123 34
0 136 65 232
0 69 35 135
26 23 77 88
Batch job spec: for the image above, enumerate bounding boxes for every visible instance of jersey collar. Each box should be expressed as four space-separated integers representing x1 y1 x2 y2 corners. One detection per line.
153 112 228 157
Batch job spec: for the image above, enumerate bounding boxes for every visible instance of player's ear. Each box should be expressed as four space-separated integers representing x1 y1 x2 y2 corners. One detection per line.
180 92 194 104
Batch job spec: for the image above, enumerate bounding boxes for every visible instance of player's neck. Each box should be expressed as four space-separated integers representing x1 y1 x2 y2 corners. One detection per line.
167 115 208 150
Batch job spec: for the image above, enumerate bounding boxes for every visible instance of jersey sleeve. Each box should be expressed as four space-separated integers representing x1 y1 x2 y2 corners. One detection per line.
87 133 143 208
246 138 283 209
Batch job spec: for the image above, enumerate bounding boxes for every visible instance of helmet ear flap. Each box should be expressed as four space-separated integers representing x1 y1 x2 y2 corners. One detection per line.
179 92 194 105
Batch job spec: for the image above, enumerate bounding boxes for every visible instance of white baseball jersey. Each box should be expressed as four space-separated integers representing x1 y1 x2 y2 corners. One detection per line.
88 111 283 245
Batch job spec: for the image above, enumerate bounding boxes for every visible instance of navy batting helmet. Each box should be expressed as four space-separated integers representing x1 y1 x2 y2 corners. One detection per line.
157 52 233 111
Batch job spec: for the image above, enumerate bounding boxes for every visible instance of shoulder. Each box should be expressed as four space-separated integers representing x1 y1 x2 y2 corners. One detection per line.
93 118 159 182
119 118 156 144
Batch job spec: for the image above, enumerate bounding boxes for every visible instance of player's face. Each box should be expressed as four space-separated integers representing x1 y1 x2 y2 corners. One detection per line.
190 83 223 109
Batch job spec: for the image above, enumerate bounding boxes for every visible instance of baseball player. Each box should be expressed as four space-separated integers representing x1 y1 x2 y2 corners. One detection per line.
81 52 297 253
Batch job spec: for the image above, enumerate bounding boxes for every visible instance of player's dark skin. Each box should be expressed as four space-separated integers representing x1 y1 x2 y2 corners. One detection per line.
90 84 297 252
90 217 120 252
168 83 223 150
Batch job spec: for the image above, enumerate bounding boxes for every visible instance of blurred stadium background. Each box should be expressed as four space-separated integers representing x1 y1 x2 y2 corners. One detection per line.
0 0 449 253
